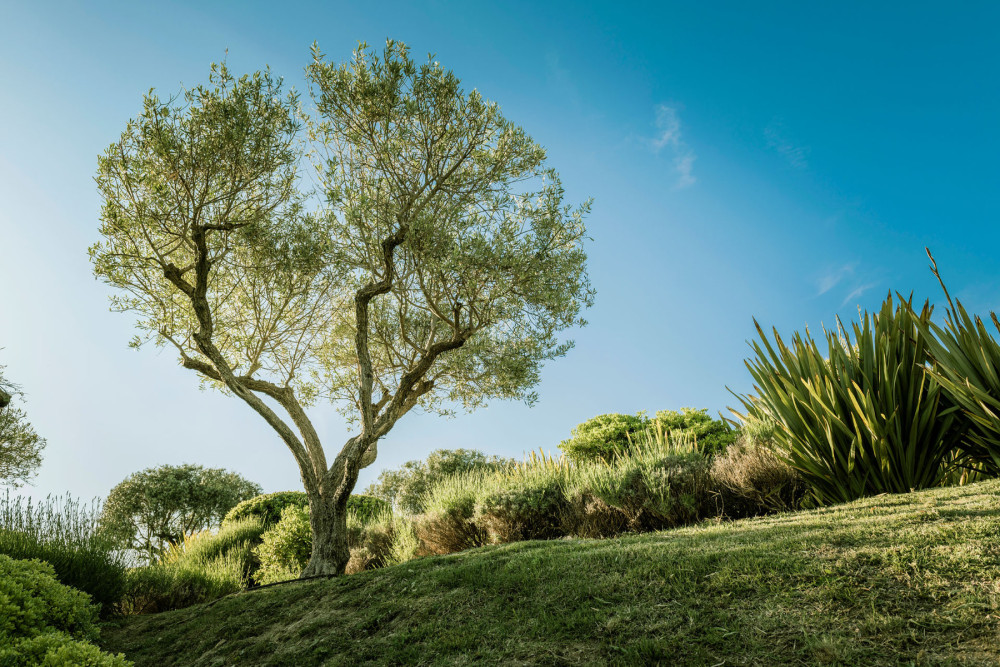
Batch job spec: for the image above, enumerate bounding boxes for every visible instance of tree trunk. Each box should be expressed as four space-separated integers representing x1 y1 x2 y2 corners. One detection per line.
301 488 351 577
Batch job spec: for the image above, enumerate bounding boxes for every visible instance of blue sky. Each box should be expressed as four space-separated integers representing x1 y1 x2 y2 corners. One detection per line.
2 1 999 501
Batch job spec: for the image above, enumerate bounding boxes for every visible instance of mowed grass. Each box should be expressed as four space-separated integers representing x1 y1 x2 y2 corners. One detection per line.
100 480 1000 666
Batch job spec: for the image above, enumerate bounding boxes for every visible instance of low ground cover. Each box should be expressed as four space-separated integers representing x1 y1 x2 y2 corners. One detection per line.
100 479 1000 666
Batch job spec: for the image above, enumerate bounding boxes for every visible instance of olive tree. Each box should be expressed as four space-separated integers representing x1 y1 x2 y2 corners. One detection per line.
100 463 261 562
91 41 593 576
0 364 46 486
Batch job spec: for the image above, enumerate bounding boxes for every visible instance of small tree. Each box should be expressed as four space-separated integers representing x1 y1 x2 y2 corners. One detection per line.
91 41 593 575
100 464 261 562
0 364 46 486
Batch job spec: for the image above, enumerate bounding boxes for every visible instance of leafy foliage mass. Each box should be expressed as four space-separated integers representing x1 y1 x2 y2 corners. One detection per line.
0 364 46 486
222 491 309 530
920 254 1000 475
100 464 261 563
739 293 966 504
0 492 128 614
558 409 734 463
0 554 131 666
365 449 514 514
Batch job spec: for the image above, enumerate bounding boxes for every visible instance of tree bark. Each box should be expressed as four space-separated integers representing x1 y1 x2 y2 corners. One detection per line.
301 490 351 577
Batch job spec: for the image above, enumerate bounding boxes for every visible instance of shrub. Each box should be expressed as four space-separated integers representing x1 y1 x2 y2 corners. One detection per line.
365 449 515 514
710 436 806 518
739 293 967 504
652 408 736 457
100 464 261 564
346 494 391 524
474 458 570 543
0 492 127 615
253 505 312 585
559 413 650 463
414 471 489 556
0 553 131 665
222 491 308 529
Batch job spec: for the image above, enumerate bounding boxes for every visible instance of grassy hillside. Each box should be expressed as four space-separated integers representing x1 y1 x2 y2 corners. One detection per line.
101 480 1000 666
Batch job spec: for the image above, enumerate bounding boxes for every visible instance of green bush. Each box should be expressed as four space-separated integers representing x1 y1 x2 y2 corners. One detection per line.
0 492 127 615
365 449 515 514
559 413 650 463
253 505 312 585
222 491 308 529
0 553 131 665
740 293 967 504
415 471 489 556
652 408 736 457
567 451 712 535
346 495 391 524
474 465 569 543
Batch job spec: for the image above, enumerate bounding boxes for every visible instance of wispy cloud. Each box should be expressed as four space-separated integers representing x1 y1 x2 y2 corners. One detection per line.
841 282 877 307
765 118 809 169
652 104 696 189
817 263 856 295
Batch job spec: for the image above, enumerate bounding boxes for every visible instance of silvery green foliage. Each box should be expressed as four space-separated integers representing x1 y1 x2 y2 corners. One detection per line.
0 365 45 486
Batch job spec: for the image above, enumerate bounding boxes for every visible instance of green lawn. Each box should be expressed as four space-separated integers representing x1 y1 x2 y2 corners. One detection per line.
100 480 1000 666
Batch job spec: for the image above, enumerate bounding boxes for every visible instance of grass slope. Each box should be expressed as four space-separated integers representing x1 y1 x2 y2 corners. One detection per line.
101 480 1000 666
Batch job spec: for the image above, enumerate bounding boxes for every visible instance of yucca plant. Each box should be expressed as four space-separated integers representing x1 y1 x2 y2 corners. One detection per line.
738 292 965 504
918 250 1000 475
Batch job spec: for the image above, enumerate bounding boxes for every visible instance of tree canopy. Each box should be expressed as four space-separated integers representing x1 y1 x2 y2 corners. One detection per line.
99 463 261 562
0 364 46 486
91 40 593 575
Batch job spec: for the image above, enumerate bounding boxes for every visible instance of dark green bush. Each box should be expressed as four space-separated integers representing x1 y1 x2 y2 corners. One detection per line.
0 553 131 665
346 495 391 524
559 413 649 463
0 492 127 615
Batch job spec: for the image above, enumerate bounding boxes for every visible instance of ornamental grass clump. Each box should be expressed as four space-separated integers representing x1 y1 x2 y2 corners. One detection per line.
919 250 1000 476
739 292 966 505
0 491 128 615
414 471 489 556
566 435 711 536
710 431 806 519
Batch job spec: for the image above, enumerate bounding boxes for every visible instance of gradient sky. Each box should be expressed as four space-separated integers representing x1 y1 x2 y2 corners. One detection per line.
2 1 999 502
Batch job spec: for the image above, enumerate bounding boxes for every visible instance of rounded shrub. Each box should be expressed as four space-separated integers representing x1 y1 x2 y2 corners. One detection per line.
253 505 312 585
474 472 568 543
222 491 308 529
0 553 131 665
559 413 650 463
